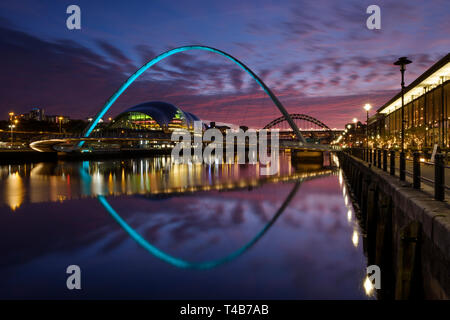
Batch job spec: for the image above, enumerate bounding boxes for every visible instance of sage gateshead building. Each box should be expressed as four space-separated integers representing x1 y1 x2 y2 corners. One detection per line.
368 53 450 154
108 101 201 132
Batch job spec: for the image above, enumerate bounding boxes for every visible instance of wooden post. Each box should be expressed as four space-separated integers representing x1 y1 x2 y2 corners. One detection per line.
395 221 422 299
365 181 378 265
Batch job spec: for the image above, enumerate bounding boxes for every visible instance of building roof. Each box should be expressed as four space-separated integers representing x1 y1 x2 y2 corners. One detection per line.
117 101 200 127
377 53 450 114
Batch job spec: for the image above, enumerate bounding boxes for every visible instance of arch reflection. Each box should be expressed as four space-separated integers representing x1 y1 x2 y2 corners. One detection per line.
79 158 335 269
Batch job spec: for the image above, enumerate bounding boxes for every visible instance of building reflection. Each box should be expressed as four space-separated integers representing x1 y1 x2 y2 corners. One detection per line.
0 154 334 211
4 171 24 211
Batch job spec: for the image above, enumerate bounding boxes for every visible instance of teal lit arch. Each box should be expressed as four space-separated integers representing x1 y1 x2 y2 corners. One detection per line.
79 160 301 269
79 45 306 147
92 175 301 269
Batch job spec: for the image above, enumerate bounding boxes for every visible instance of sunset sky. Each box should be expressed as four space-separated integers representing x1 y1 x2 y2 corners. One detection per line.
0 0 449 129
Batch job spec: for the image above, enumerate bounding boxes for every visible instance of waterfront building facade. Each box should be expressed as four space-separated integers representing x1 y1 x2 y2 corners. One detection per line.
368 53 450 154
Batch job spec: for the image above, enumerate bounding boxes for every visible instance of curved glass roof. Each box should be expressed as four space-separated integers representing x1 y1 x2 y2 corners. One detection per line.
114 101 200 129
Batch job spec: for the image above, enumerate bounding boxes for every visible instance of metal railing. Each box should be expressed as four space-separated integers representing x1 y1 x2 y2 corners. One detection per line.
346 147 448 201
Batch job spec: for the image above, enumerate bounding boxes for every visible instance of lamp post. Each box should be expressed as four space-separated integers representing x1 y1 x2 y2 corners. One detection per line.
394 56 412 181
58 116 64 133
364 104 371 161
9 124 15 144
352 118 358 149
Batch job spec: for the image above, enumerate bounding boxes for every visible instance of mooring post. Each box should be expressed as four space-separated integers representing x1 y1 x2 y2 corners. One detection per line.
383 149 387 172
377 149 381 169
434 153 445 201
413 152 421 189
390 150 395 176
400 151 405 181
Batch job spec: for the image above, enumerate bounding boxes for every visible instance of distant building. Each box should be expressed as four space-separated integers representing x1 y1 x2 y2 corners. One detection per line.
21 107 44 121
45 115 70 124
20 107 70 124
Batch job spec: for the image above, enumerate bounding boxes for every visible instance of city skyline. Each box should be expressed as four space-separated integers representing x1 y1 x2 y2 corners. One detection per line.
0 0 449 129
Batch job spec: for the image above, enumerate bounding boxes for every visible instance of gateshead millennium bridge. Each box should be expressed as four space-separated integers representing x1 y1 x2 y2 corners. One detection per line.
29 45 339 158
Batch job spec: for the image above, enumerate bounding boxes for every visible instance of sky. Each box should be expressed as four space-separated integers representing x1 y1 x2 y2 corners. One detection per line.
0 0 449 129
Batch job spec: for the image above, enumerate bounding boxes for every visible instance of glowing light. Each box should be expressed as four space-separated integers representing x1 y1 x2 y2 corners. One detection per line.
364 104 372 111
364 276 375 296
6 172 24 211
347 209 352 222
352 230 359 247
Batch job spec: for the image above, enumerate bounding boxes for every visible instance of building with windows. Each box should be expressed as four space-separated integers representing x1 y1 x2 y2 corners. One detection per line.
21 107 45 121
108 101 201 132
368 53 450 154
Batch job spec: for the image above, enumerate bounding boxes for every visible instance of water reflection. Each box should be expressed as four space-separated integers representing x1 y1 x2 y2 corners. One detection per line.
97 182 302 269
4 171 24 211
0 153 372 299
0 154 334 211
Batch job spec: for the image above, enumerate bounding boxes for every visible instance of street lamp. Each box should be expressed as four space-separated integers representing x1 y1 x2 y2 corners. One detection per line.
58 116 64 133
8 112 14 121
352 118 358 147
394 56 412 181
364 104 371 161
9 124 15 145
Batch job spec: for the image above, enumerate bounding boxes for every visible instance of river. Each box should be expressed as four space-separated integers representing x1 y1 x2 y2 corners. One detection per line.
0 153 373 299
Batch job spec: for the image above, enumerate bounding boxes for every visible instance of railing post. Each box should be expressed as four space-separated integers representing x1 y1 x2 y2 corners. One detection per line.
399 151 405 181
377 149 381 169
369 149 372 163
435 153 445 201
383 150 387 172
373 149 377 166
413 152 421 189
390 150 395 176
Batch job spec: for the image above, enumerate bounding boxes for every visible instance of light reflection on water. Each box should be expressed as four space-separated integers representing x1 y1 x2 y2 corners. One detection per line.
0 154 372 299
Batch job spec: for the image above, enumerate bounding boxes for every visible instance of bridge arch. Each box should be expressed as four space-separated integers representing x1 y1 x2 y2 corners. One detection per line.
79 45 306 147
264 113 332 131
264 113 335 141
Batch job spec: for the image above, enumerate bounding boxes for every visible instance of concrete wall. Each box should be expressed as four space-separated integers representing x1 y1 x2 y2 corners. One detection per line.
338 151 450 299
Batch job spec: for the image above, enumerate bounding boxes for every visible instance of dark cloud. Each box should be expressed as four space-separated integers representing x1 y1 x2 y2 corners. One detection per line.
230 68 244 91
134 44 157 65
282 64 303 79
96 40 135 71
